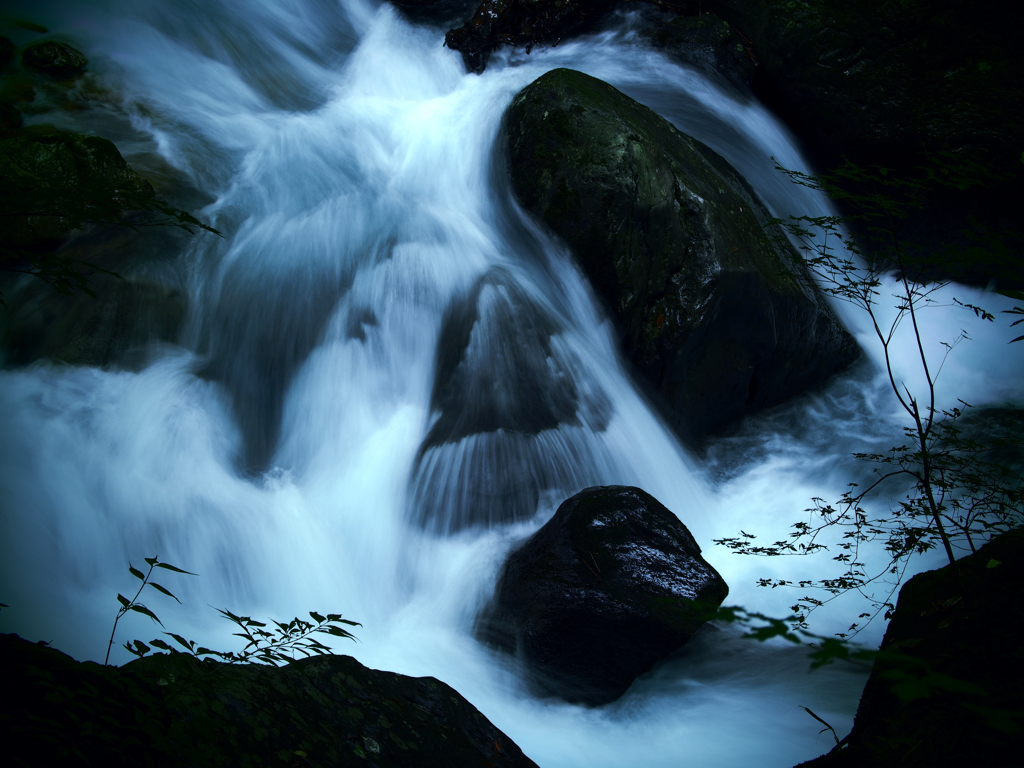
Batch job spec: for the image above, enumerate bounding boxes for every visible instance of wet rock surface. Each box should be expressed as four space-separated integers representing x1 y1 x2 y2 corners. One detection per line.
477 485 728 705
408 267 612 532
1 632 539 768
21 40 88 78
505 68 858 447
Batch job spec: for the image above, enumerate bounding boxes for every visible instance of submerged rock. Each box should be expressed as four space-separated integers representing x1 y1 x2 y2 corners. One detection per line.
477 485 728 706
2 277 186 368
409 267 612 532
505 68 859 447
21 40 88 78
797 529 1024 767
1 632 539 768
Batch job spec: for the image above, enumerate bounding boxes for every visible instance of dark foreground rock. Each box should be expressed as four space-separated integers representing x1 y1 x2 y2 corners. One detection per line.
0 633 538 768
797 530 1024 767
506 68 859 447
477 485 728 705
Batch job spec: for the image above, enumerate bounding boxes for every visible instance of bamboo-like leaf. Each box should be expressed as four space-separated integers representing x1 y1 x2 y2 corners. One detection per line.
128 564 146 581
148 582 181 603
165 633 193 651
130 604 164 626
117 593 131 608
154 562 197 575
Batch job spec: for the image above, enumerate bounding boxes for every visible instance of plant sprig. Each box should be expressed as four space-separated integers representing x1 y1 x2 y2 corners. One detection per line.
109 556 359 669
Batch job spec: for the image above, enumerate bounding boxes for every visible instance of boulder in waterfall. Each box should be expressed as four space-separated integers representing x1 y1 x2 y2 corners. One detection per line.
0 128 156 252
505 68 860 448
0 128 189 368
1 632 540 768
21 40 88 78
476 485 729 706
409 267 612 532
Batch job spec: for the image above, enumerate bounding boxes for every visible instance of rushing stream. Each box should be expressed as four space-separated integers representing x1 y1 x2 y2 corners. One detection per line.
2 2 1023 766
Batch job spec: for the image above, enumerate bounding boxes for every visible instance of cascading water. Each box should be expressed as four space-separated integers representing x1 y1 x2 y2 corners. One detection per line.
2 2 1023 766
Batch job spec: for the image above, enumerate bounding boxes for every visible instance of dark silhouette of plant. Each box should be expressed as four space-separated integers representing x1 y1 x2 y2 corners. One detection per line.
107 556 359 668
714 157 1024 638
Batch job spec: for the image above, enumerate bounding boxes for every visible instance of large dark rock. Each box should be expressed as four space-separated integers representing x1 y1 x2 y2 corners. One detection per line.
0 128 188 370
0 632 539 768
477 485 728 706
21 40 88 78
796 529 1024 767
506 68 859 447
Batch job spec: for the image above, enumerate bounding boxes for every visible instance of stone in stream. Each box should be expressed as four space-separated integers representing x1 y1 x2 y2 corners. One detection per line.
476 485 729 706
505 68 860 449
21 40 88 78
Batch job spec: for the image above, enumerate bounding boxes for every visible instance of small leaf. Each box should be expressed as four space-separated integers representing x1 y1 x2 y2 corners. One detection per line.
117 594 131 608
310 611 326 624
165 633 193 651
987 559 1002 569
128 564 146 581
148 582 182 603
154 562 196 575
130 604 164 626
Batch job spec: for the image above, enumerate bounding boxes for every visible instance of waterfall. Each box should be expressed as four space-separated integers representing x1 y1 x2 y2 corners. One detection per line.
2 2 1022 766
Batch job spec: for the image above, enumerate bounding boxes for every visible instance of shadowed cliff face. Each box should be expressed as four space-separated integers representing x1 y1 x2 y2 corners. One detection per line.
504 68 859 448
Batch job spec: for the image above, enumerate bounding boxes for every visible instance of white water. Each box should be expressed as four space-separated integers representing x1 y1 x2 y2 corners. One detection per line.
2 2 1023 766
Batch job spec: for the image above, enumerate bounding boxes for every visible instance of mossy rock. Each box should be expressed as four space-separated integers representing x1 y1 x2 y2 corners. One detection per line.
505 68 859 446
797 529 1024 767
0 633 539 768
0 129 155 251
21 40 88 78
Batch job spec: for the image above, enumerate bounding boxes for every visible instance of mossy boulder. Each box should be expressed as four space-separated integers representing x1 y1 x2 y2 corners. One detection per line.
0 129 156 252
0 129 190 369
506 68 858 446
797 529 1024 767
1 633 539 768
476 485 728 706
21 40 88 78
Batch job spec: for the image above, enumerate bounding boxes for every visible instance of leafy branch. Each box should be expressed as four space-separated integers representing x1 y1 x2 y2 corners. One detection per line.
715 159 1024 638
108 556 359 670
